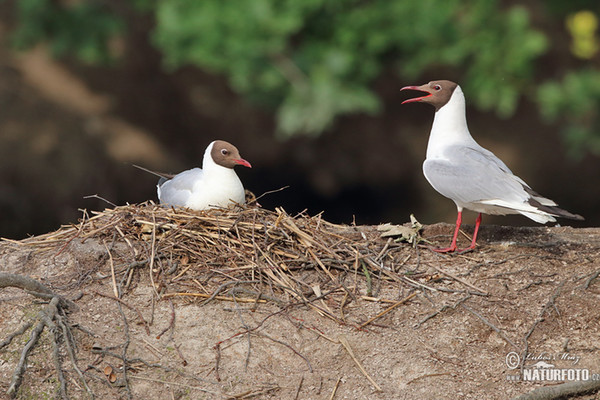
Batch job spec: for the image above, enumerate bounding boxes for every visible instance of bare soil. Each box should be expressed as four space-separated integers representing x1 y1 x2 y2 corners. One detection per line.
1 214 599 400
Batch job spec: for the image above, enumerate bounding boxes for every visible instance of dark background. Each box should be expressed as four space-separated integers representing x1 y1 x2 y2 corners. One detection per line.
0 1 597 239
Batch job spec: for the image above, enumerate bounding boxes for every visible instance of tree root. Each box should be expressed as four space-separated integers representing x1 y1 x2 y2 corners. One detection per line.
511 379 600 400
6 297 59 397
0 272 86 399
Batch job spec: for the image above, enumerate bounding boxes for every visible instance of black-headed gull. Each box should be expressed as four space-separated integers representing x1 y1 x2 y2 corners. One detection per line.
401 80 583 253
156 140 251 210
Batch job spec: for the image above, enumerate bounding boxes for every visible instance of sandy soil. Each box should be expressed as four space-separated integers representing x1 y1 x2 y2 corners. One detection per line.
1 220 599 400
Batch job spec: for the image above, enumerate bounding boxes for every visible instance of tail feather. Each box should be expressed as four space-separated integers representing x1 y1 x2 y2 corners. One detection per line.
132 164 175 180
519 211 556 224
522 186 584 221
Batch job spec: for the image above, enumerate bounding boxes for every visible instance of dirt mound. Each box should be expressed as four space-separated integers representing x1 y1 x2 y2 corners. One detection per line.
0 205 599 399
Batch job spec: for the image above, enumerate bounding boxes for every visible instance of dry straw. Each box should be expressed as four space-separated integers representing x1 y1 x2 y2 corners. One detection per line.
8 202 415 323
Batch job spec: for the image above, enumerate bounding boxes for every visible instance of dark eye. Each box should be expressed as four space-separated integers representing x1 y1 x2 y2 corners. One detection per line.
434 84 442 91
221 149 229 156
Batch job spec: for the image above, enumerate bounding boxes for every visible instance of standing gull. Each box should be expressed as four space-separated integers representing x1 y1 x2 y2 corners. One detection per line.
155 140 251 210
401 80 583 252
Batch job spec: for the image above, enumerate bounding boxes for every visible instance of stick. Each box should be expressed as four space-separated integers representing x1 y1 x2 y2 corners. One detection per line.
338 335 382 392
89 290 150 335
127 375 219 395
511 379 600 400
293 375 304 400
358 292 417 329
149 213 159 297
104 241 119 298
307 248 337 282
430 265 488 295
57 312 94 399
163 292 267 303
461 304 518 350
328 377 341 400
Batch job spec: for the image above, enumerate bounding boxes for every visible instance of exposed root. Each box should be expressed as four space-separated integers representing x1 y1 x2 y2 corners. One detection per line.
510 378 600 400
0 273 87 399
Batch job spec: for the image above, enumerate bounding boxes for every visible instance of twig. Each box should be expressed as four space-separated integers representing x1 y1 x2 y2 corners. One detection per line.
193 280 261 306
293 375 304 400
226 385 280 399
230 295 253 371
57 312 94 399
156 299 175 340
521 280 566 369
328 377 341 400
128 375 219 396
358 292 417 329
174 344 188 366
149 212 159 298
361 260 372 297
307 248 336 282
510 379 600 400
83 194 117 207
258 333 313 372
415 295 470 328
583 269 600 290
429 264 488 295
214 343 222 382
461 304 518 350
406 372 452 384
104 241 119 298
337 335 382 392
163 291 268 304
0 321 33 350
116 302 132 400
88 290 150 335
402 275 438 292
254 185 290 202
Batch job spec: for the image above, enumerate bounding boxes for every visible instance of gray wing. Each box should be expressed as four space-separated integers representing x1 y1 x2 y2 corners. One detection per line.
157 168 203 206
423 145 530 207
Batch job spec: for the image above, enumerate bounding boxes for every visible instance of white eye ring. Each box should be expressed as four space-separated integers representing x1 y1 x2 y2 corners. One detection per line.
434 84 442 91
221 149 229 155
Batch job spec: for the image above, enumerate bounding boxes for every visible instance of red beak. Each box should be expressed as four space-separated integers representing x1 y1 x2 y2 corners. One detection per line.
235 158 252 168
400 85 432 104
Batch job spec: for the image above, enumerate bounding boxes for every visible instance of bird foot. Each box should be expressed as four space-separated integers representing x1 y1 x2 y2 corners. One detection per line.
431 246 457 253
430 245 476 254
456 246 476 254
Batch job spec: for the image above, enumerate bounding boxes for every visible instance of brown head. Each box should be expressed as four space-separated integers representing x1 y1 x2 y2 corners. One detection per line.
400 80 459 111
210 140 252 169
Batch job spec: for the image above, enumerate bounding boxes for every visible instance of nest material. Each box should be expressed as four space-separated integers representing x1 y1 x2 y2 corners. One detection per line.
10 203 415 322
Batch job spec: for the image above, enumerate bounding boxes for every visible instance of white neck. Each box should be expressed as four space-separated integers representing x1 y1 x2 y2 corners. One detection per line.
201 140 240 182
426 86 477 159
202 141 217 170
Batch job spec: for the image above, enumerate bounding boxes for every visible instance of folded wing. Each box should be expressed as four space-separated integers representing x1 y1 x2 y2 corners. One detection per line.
157 168 204 207
423 145 582 222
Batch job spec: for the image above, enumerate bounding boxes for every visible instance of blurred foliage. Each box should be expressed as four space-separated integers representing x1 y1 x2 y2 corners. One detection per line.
151 0 547 135
6 0 600 155
11 0 123 64
537 70 600 157
566 10 599 59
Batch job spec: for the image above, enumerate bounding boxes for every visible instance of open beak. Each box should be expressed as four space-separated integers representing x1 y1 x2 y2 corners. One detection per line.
235 158 252 168
400 85 432 104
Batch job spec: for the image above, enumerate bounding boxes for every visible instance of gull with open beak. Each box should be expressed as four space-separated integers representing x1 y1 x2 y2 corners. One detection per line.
401 80 583 253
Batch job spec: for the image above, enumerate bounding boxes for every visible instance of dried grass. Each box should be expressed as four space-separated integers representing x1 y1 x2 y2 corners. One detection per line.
6 202 420 322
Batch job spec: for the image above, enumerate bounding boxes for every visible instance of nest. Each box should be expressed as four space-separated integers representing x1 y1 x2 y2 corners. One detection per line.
10 202 419 323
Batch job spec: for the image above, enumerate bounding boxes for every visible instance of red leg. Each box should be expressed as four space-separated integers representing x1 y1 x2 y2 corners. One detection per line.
433 211 462 253
458 213 482 253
